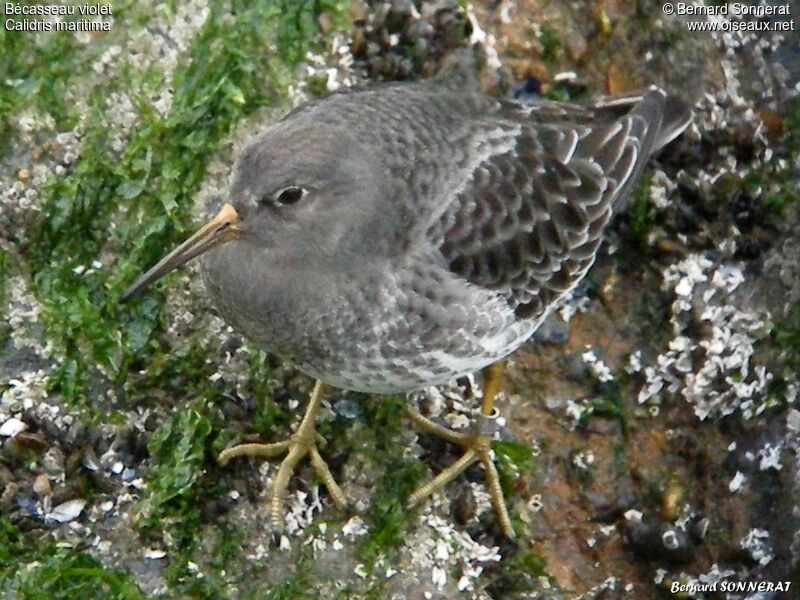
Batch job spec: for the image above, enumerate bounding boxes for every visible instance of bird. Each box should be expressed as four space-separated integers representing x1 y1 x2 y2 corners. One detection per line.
120 56 691 538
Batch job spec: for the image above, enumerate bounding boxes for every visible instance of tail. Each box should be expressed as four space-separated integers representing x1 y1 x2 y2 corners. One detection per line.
593 86 692 152
585 86 692 213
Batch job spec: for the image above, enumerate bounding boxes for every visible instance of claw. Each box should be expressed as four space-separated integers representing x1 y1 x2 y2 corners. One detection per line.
270 529 284 549
218 380 345 530
407 419 514 537
407 362 515 538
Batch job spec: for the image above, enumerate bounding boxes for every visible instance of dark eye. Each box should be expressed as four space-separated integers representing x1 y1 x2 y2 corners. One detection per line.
274 186 306 206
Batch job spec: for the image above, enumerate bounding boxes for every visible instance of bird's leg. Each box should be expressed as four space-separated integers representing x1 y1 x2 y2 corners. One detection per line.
407 361 514 537
218 380 346 531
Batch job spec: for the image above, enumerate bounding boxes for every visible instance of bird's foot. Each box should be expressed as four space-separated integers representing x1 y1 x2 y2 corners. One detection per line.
218 381 345 532
406 408 514 538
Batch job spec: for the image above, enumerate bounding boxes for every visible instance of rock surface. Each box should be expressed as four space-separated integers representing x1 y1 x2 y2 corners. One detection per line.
1 1 797 598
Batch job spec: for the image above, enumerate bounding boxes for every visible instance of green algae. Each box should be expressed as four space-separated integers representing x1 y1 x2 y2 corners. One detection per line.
354 394 426 568
24 0 347 411
0 519 145 600
3 1 350 596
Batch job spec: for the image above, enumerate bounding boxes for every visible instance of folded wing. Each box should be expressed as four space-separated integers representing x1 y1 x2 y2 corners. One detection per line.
425 87 691 320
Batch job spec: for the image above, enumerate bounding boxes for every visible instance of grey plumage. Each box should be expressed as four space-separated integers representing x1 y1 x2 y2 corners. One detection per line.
117 66 692 537
192 76 691 394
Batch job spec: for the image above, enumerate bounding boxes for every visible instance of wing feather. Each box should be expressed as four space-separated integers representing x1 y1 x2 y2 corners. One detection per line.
423 87 677 321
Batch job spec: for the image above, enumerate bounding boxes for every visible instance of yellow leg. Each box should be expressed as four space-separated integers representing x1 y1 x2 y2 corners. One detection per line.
481 362 504 416
407 362 514 538
218 380 346 531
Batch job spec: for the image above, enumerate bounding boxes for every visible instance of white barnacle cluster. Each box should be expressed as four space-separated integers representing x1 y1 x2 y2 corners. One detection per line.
648 169 677 211
399 512 501 593
680 0 787 210
0 369 50 428
766 235 800 319
636 254 772 421
740 528 774 567
5 275 51 358
626 350 642 374
698 563 737 588
281 501 369 562
757 441 783 471
580 576 624 598
413 373 486 433
225 451 373 561
100 91 139 153
572 450 595 470
728 470 746 493
289 34 358 107
558 289 591 322
693 0 790 107
131 0 210 77
343 501 501 595
465 4 502 72
586 524 617 549
582 348 614 383
565 398 591 427
281 484 327 538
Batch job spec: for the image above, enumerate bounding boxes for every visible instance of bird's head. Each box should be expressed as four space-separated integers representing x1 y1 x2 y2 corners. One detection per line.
120 110 393 303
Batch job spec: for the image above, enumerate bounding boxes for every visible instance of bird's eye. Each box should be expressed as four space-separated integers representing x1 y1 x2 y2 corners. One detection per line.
274 186 306 206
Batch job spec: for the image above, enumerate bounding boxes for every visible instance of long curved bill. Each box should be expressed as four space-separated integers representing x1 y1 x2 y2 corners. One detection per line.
120 203 240 303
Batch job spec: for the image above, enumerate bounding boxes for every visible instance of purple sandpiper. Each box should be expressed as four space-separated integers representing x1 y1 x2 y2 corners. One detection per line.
121 60 691 538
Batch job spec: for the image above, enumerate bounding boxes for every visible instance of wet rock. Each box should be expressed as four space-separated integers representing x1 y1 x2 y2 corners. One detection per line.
84 469 118 495
386 0 413 32
117 427 149 463
622 520 696 564
563 353 590 383
583 490 634 523
452 484 476 526
143 411 161 432
0 463 13 487
16 494 41 519
220 335 243 356
565 31 587 62
544 395 568 414
33 474 51 497
530 314 570 345
64 421 86 447
201 498 230 522
64 447 83 477
81 446 101 472
41 446 65 477
689 516 710 544
586 419 622 436
352 0 469 81
1 481 20 508
333 398 361 419
513 77 542 101
9 431 49 455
